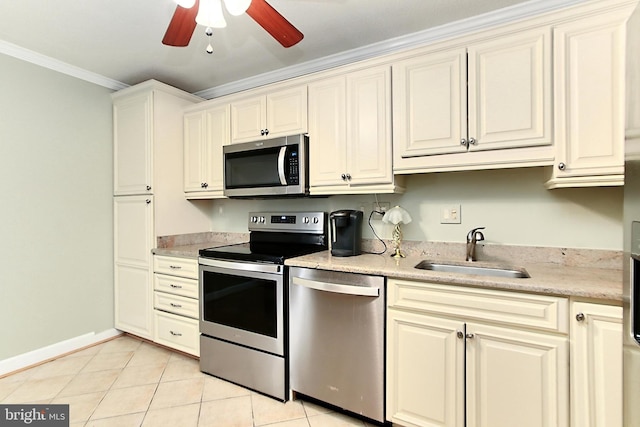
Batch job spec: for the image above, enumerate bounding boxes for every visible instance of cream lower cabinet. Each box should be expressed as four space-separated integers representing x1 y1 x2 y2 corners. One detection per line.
114 195 154 339
570 301 622 427
545 5 633 188
153 255 200 356
308 65 404 194
183 102 229 199
386 279 569 427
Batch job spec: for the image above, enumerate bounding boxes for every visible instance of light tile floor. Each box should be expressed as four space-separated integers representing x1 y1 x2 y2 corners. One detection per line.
0 335 378 427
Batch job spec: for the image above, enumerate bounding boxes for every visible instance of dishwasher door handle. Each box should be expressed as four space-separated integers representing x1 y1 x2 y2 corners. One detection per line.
292 276 380 297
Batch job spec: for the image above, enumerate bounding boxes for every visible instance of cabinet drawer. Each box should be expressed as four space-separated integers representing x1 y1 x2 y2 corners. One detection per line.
154 310 199 356
154 273 199 299
154 291 199 319
153 255 198 279
388 278 568 333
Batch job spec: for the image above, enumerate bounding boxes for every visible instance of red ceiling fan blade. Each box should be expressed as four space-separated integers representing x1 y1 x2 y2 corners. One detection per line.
246 0 303 48
162 0 200 47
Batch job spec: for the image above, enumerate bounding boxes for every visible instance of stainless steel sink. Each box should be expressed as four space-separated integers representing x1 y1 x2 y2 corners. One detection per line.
415 261 530 278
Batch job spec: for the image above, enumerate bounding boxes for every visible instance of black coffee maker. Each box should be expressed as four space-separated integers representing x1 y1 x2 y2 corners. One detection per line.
330 210 363 257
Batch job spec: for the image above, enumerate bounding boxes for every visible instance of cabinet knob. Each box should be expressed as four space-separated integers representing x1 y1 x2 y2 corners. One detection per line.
469 138 477 146
341 173 347 181
264 128 269 136
203 182 208 188
558 162 566 171
576 312 585 322
457 331 464 339
460 138 467 147
465 333 475 340
260 129 265 136
146 185 152 191
346 173 352 180
145 199 151 204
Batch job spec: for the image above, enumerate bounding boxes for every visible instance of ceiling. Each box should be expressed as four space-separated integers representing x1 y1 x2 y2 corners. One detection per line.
0 0 583 98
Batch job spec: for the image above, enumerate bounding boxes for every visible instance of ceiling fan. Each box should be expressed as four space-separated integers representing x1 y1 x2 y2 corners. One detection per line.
162 0 304 49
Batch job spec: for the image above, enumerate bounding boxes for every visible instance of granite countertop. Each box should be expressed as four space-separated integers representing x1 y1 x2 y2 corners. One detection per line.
285 251 623 302
152 242 226 258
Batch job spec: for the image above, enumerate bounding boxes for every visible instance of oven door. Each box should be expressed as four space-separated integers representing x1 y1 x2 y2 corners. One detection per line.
199 258 285 356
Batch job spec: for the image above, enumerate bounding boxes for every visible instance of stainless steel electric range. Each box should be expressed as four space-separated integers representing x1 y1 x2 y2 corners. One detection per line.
198 211 327 401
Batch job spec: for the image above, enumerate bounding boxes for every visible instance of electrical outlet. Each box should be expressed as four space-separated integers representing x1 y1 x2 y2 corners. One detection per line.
372 202 390 219
441 204 461 224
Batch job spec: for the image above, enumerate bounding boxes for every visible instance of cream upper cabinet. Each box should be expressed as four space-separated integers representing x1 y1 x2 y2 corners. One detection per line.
230 85 307 143
308 65 403 194
113 91 153 195
545 8 628 188
386 279 569 427
570 301 622 427
393 27 552 174
183 103 229 198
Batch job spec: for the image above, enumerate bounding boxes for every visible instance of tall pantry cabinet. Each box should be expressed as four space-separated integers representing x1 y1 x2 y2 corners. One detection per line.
112 80 210 339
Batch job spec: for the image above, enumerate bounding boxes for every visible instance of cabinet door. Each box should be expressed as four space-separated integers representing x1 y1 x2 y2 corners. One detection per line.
113 92 153 195
266 85 308 138
114 195 153 267
347 65 393 185
204 104 229 193
387 309 465 427
571 302 622 427
308 76 348 188
114 195 154 338
465 322 569 427
467 28 552 152
183 111 207 193
551 13 626 181
393 48 467 157
231 96 265 143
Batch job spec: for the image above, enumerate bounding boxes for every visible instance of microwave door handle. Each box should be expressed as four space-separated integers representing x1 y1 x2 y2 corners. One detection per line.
277 147 287 185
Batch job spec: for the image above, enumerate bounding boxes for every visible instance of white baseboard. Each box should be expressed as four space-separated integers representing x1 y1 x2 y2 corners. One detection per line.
0 329 122 377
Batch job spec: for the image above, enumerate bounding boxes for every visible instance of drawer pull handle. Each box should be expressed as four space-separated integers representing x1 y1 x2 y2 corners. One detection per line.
169 284 183 289
170 303 182 308
170 331 182 336
169 265 182 269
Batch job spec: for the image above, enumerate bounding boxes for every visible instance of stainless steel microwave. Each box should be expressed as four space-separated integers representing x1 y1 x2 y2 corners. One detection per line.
223 134 309 198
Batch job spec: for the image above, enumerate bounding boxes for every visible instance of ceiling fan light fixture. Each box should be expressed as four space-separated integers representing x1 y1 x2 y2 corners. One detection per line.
174 0 196 8
196 0 227 28
223 0 252 16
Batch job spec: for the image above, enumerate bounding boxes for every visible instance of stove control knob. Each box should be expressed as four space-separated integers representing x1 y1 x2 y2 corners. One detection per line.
303 216 310 224
259 216 266 223
313 217 319 224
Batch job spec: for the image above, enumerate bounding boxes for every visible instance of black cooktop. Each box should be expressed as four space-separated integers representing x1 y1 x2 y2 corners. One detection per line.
199 241 326 265
199 211 328 265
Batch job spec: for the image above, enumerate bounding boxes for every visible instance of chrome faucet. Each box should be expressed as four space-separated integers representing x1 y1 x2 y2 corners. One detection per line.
466 227 485 261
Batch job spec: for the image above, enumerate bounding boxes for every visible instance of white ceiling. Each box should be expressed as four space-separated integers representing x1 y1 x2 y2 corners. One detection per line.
0 0 584 97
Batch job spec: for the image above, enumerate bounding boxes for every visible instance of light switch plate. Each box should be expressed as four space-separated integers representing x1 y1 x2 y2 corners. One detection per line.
441 204 461 224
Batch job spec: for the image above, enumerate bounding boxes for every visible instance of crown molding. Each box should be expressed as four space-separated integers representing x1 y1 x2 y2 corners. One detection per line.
0 40 129 91
194 0 588 99
0 0 598 97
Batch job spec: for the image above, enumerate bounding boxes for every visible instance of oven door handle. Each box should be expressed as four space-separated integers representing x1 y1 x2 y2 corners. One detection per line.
199 257 282 274
277 146 288 185
292 276 379 297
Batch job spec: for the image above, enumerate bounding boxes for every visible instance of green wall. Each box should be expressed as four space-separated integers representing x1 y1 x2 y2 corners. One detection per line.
0 53 114 360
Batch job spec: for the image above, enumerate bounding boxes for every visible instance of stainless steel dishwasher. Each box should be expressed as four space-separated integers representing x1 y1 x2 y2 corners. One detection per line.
289 266 385 423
